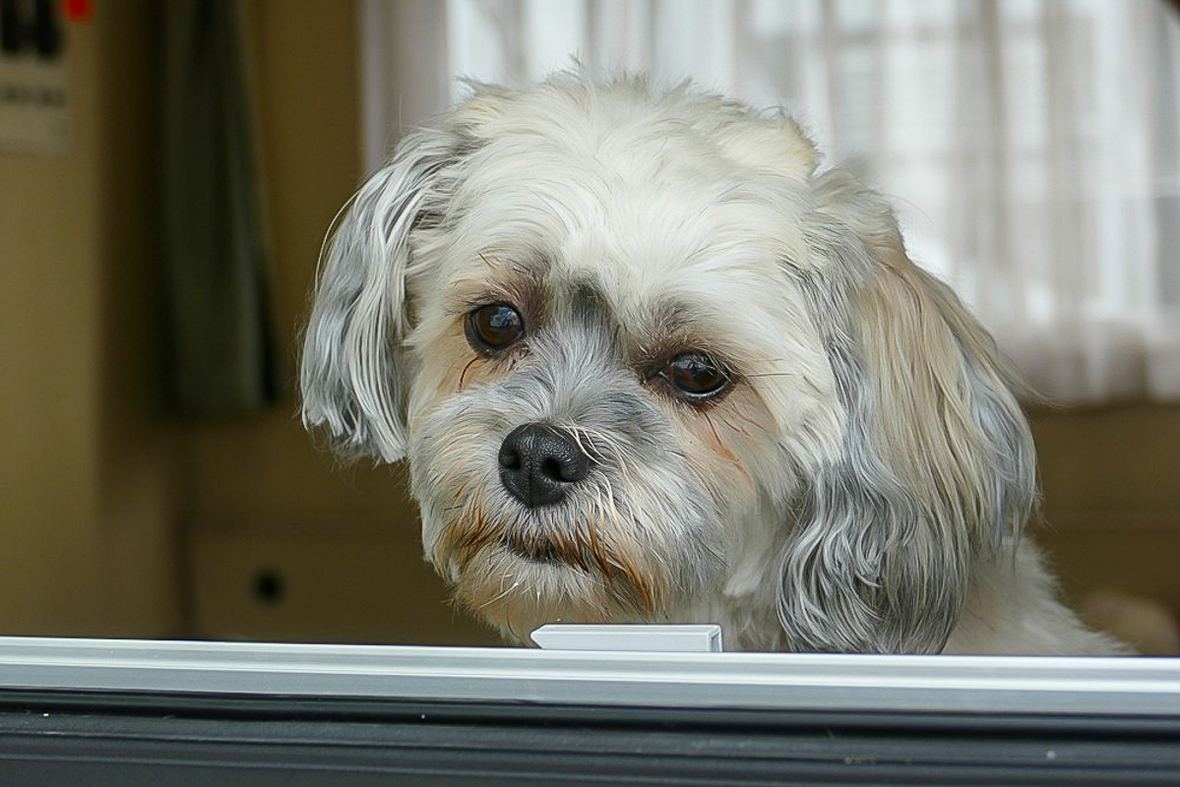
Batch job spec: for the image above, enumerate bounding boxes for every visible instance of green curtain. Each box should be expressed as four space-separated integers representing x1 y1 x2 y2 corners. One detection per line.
162 0 283 413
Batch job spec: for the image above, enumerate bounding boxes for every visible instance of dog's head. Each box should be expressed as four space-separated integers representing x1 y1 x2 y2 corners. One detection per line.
301 73 1037 652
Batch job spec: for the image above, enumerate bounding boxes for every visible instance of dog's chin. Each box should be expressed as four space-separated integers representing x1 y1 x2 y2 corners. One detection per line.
448 542 622 642
498 529 595 568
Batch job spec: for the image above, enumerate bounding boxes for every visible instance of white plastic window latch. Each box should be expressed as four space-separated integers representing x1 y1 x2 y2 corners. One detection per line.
530 624 723 652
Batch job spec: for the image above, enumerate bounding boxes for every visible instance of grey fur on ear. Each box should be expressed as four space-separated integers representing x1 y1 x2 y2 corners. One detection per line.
777 170 1038 653
300 130 460 462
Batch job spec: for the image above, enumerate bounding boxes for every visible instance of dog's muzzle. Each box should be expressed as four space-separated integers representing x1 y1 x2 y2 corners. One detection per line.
498 423 590 508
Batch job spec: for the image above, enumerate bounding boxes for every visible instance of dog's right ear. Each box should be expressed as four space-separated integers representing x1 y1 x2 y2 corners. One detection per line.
300 128 462 462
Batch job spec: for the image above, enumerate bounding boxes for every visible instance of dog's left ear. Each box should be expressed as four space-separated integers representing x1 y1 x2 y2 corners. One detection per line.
300 127 463 462
778 171 1038 653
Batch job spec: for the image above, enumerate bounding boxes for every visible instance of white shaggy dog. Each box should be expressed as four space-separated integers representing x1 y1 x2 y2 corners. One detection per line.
301 72 1125 655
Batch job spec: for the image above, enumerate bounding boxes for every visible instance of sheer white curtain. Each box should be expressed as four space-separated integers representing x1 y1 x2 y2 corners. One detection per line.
362 0 1180 405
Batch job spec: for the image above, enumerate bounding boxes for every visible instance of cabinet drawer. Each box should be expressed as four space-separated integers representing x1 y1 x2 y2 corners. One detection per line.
189 529 497 646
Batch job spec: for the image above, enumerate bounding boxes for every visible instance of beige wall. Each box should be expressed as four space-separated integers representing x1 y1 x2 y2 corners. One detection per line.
1031 405 1180 610
0 1 179 636
0 0 1174 645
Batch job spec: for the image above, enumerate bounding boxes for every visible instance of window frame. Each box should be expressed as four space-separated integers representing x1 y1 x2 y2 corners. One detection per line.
1 636 1178 784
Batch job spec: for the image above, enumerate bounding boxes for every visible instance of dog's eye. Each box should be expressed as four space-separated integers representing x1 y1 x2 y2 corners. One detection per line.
466 304 525 352
660 352 731 400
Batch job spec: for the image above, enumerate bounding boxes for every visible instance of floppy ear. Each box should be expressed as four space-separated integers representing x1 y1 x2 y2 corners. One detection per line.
300 129 462 462
778 170 1038 653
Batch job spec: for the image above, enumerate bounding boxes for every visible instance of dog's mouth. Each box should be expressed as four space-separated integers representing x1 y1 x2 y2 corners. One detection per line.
500 532 593 570
493 527 659 614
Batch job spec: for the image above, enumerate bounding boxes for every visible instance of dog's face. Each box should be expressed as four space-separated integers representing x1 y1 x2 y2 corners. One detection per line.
302 74 1038 653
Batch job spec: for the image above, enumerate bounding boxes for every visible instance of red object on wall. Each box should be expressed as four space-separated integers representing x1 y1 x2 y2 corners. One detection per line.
63 0 92 24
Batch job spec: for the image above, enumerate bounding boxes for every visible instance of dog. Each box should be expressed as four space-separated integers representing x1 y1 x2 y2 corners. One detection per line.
300 72 1125 655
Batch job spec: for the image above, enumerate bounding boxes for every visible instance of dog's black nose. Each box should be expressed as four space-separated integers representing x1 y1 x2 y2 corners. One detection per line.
498 423 590 508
